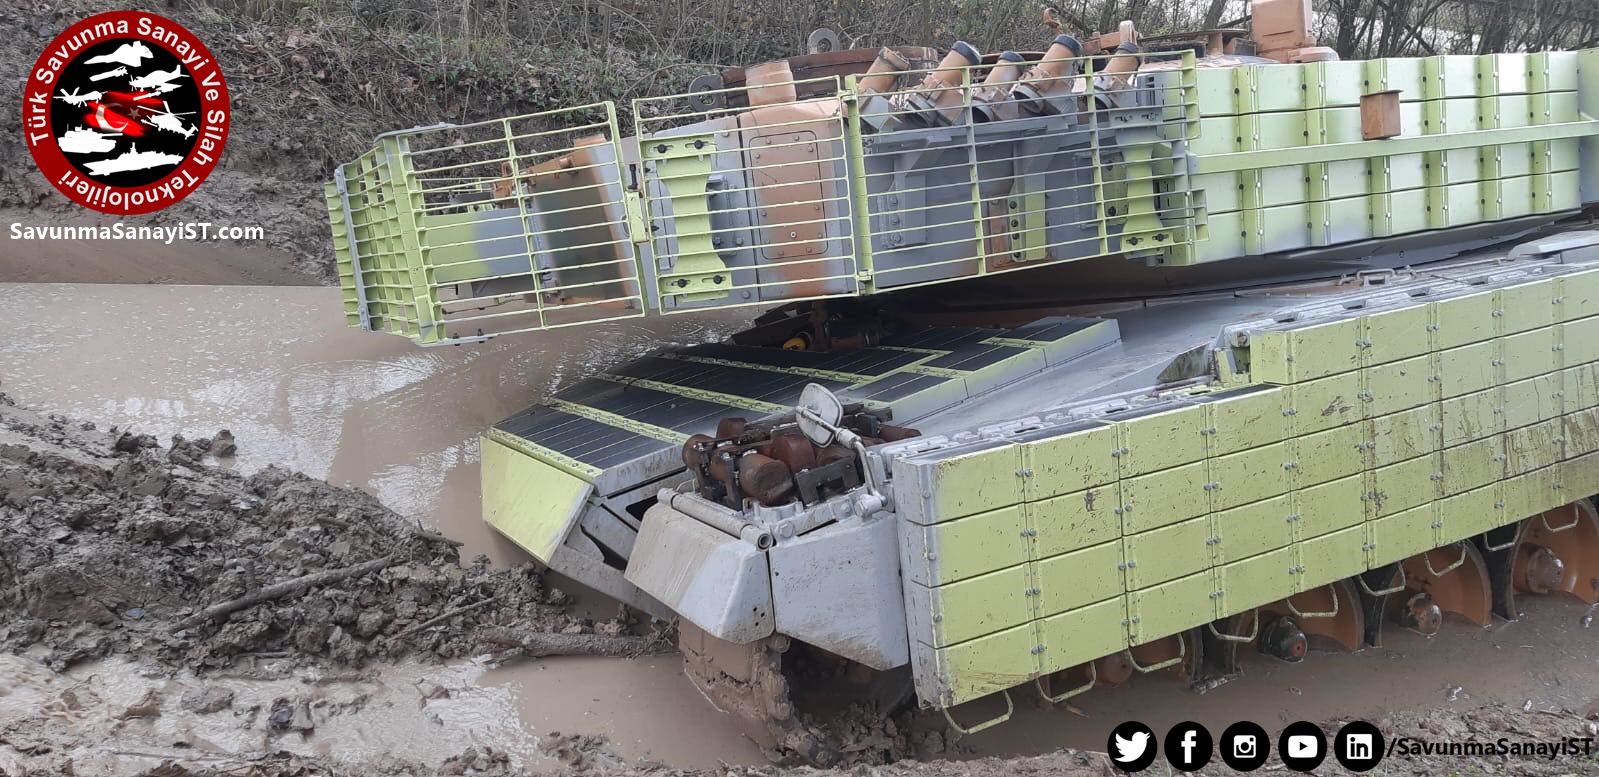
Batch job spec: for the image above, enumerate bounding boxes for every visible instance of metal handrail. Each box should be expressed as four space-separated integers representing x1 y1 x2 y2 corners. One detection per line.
1357 565 1408 596
1285 584 1340 619
940 690 1014 735
1207 611 1260 643
1036 663 1096 704
1125 635 1186 672
1422 542 1470 577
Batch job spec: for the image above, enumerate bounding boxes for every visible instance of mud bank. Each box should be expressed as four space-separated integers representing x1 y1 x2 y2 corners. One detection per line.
0 396 650 674
0 654 545 775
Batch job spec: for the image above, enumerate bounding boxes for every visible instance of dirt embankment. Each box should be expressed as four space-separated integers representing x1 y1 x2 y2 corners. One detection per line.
0 391 671 776
0 393 654 674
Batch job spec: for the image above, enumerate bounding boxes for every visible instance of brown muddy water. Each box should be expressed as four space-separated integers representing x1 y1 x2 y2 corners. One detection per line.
0 282 764 768
0 283 741 565
2 282 1597 769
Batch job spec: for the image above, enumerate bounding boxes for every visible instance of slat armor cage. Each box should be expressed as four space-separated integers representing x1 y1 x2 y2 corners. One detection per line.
329 48 1599 345
326 103 646 342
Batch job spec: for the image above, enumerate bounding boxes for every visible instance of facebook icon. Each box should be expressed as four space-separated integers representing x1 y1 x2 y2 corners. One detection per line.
1164 722 1214 771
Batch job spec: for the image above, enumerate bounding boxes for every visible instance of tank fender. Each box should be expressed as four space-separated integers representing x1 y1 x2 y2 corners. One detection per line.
625 502 775 643
769 513 911 670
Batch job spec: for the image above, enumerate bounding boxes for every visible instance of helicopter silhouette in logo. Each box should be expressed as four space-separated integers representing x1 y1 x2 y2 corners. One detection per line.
138 100 197 138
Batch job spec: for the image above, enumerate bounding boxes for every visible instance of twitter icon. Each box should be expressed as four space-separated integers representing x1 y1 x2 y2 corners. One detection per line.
1108 721 1158 772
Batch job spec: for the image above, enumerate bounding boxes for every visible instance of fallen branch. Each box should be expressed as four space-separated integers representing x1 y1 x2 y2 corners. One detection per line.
481 626 670 660
312 513 351 530
395 594 503 638
411 524 463 548
172 555 399 632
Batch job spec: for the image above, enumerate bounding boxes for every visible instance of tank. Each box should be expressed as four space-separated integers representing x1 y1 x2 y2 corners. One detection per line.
326 0 1599 763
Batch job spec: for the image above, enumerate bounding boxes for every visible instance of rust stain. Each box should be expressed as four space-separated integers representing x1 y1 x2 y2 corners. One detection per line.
737 100 843 299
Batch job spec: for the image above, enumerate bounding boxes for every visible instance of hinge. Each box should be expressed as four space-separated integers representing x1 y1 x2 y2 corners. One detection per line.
624 189 650 244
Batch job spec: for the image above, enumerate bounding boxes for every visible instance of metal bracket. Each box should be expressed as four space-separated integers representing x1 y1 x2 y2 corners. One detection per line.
1036 663 1096 704
1285 584 1340 619
1482 525 1519 552
940 690 1014 735
1541 508 1581 533
1357 565 1407 596
794 456 863 504
623 190 651 244
1423 542 1470 577
1207 612 1259 643
1125 635 1186 673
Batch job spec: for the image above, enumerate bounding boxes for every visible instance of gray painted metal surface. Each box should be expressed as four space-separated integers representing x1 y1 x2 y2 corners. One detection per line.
625 502 775 642
769 513 910 670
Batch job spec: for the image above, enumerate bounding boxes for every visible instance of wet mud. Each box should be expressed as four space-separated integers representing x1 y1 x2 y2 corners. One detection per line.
0 399 649 673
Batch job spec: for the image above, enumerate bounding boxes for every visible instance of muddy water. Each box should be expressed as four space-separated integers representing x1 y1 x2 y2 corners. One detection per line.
481 655 766 764
0 282 764 767
0 283 742 565
2 282 1597 768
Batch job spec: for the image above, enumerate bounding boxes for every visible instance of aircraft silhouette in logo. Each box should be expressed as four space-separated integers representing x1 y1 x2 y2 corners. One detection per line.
84 41 154 68
55 87 104 107
140 101 197 138
129 67 187 95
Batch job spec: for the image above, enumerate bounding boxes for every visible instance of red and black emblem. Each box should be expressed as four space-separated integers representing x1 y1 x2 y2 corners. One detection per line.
23 11 230 214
